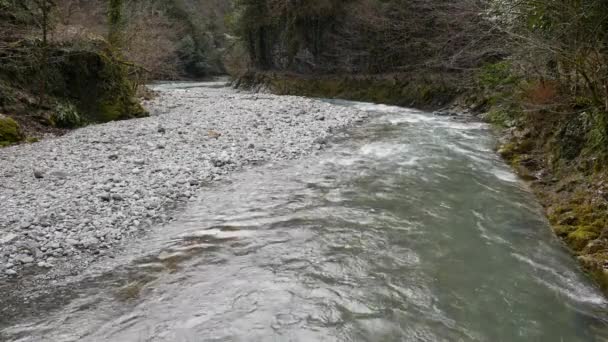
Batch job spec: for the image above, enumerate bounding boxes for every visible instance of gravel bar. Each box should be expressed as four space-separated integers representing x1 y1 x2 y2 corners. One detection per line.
0 82 367 279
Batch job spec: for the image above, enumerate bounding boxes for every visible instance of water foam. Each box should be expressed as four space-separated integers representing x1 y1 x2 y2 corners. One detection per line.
491 169 519 183
360 142 411 158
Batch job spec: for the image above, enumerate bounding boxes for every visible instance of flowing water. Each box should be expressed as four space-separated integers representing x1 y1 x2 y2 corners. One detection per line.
3 89 608 341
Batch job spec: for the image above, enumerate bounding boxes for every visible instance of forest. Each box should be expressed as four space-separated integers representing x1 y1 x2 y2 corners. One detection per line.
2 0 608 307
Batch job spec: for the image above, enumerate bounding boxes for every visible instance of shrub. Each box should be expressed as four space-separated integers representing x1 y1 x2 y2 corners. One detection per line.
51 102 83 128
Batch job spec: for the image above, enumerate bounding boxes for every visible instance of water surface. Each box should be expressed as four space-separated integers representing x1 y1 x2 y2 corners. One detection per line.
2 93 608 341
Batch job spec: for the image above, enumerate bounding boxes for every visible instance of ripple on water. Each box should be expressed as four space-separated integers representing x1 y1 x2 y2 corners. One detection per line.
512 253 607 306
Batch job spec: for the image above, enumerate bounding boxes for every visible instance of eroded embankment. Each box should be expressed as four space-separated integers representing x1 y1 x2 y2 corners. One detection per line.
0 82 368 284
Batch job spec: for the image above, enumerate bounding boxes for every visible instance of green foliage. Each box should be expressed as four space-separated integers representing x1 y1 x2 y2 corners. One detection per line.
51 102 82 128
231 0 348 70
0 41 146 130
485 108 518 128
0 115 24 146
478 62 518 89
584 111 608 156
177 35 211 77
108 0 125 48
567 228 600 251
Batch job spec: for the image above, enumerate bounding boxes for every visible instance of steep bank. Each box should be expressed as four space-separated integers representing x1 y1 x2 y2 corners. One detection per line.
236 71 608 292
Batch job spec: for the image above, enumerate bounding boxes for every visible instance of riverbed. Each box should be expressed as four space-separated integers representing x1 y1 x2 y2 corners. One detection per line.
1 83 608 341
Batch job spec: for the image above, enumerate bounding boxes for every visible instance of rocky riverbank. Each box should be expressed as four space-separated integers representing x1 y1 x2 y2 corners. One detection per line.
0 81 368 281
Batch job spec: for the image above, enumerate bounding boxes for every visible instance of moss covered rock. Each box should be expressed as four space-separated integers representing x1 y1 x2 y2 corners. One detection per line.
0 114 24 146
1 42 148 128
51 48 148 123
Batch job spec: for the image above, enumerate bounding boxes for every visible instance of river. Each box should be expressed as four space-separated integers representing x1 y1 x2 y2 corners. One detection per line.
2 84 608 341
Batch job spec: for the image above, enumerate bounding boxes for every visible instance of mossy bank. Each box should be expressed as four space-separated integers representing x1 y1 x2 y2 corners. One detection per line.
0 41 147 144
493 113 608 291
234 72 462 110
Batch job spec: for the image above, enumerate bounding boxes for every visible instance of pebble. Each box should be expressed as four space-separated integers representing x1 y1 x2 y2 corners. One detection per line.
0 233 18 245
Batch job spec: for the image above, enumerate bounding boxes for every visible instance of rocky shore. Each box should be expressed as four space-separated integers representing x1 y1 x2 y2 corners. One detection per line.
0 82 368 280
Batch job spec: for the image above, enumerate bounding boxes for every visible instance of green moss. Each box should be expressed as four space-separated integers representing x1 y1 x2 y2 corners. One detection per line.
567 227 600 251
484 108 515 128
1 42 148 131
0 115 24 146
98 100 123 122
554 225 575 237
497 142 517 160
478 61 519 89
